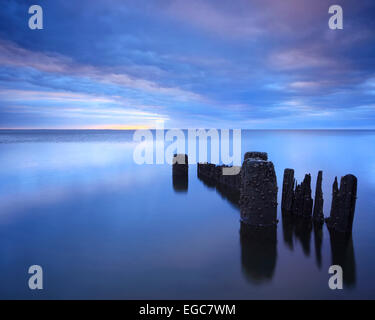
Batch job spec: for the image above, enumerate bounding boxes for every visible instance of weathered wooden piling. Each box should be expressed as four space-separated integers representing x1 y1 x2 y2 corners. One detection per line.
172 154 188 176
240 156 278 227
172 154 188 192
301 174 313 217
330 177 339 219
326 174 357 233
197 163 241 192
292 174 313 218
281 168 295 214
313 171 324 223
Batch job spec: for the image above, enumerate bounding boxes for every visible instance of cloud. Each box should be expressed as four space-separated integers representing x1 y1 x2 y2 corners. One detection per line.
0 39 204 102
1 1 375 129
269 47 339 71
162 0 330 40
0 89 115 104
0 88 169 128
164 0 263 38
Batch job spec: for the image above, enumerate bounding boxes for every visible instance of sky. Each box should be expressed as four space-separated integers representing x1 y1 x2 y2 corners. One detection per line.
0 0 374 129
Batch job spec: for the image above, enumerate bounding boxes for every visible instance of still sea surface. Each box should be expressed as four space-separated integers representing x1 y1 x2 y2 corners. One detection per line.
0 130 374 299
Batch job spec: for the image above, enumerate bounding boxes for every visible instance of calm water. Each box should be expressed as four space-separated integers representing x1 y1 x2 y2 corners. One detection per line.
0 130 374 299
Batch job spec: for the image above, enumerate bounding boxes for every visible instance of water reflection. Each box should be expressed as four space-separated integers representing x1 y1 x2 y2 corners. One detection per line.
239 222 277 284
172 174 188 193
0 130 372 299
313 222 323 269
282 214 313 257
328 231 356 288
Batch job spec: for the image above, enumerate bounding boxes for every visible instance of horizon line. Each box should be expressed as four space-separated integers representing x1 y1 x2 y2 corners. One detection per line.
1 128 375 131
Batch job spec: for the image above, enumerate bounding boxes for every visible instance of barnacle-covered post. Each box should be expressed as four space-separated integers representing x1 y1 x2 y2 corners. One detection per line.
292 174 313 218
326 174 357 233
281 168 295 214
313 171 324 223
240 155 278 227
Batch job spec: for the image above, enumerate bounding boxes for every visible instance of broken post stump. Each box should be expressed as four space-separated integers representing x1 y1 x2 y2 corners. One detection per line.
240 156 278 227
292 174 313 218
326 174 357 233
197 163 241 192
172 154 188 192
172 154 188 176
281 168 295 214
313 171 324 223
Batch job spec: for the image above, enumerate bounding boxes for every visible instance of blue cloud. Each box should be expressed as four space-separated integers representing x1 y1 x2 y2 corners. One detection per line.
0 0 374 128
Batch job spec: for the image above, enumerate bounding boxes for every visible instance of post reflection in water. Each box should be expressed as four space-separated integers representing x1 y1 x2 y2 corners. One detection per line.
282 214 313 257
282 214 357 286
197 172 240 208
313 222 323 269
239 222 277 285
172 174 188 193
282 214 327 270
328 231 356 288
0 130 372 299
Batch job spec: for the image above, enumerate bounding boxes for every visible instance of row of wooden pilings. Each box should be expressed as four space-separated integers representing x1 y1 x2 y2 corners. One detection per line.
173 152 358 234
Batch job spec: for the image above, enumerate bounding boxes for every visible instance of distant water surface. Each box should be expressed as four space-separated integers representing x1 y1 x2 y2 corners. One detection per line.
0 129 374 299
